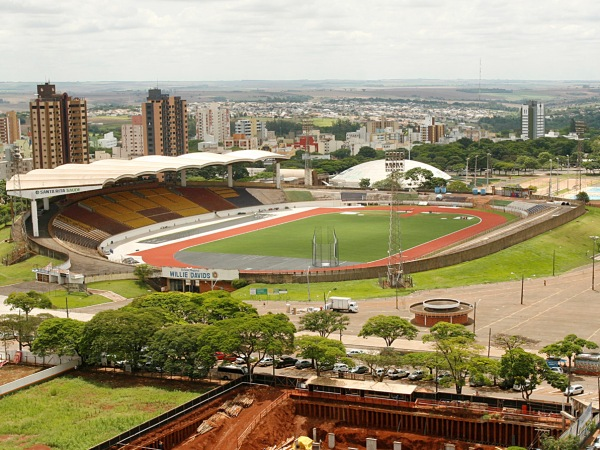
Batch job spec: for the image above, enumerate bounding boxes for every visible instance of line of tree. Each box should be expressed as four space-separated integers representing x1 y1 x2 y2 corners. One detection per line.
3 290 597 399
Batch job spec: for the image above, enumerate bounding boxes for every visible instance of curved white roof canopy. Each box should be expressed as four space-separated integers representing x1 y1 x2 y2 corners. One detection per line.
330 159 451 188
7 150 288 199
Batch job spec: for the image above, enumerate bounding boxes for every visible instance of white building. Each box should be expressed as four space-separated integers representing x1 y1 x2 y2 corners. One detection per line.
196 103 230 144
234 118 267 141
97 132 118 149
520 101 545 140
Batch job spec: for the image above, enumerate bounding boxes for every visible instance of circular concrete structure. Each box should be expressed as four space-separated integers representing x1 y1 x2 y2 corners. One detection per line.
410 298 474 327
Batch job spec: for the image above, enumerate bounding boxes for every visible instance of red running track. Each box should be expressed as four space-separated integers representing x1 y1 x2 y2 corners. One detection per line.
133 206 506 273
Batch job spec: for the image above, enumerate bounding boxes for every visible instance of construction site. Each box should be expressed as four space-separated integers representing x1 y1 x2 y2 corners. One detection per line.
115 375 569 450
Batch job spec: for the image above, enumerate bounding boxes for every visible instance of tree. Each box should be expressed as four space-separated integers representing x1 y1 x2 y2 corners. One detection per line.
0 312 52 351
359 178 371 189
541 334 598 398
133 264 156 284
299 309 349 338
401 351 442 377
146 323 213 378
358 315 418 347
499 347 546 400
4 291 52 319
446 180 471 193
422 322 482 394
31 318 85 357
127 292 203 324
403 167 432 188
576 191 590 203
296 336 345 376
81 309 163 368
198 292 258 324
212 313 295 378
357 146 377 159
359 348 403 382
539 434 580 450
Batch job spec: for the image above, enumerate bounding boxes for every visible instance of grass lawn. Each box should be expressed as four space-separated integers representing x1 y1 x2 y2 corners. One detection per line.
284 190 314 202
87 279 154 299
46 289 111 309
0 372 210 450
232 207 600 300
185 210 478 262
0 255 65 287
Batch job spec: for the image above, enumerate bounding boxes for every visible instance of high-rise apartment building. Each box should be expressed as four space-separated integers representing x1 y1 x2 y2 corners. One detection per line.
420 117 445 143
142 89 188 156
520 101 545 140
121 115 144 158
0 111 21 144
29 83 89 169
196 103 230 144
234 118 267 142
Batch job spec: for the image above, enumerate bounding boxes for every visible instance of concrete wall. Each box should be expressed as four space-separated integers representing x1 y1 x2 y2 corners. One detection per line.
0 359 80 397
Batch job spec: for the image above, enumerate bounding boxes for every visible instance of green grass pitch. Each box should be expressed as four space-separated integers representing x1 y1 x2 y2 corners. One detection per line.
184 210 478 262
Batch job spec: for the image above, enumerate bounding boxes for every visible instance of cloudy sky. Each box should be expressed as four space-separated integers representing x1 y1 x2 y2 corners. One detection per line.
3 0 600 82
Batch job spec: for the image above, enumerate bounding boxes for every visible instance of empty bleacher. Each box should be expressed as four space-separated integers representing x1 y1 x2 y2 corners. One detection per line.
216 187 264 208
52 185 269 248
501 201 553 216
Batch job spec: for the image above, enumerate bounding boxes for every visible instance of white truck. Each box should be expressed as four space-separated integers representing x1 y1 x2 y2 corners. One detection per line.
326 296 359 313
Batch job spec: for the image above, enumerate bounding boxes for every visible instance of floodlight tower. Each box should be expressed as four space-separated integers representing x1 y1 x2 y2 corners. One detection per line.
302 117 313 186
9 146 23 220
385 150 411 288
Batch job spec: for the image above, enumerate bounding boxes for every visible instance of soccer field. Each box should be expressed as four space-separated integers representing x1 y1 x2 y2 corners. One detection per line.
183 210 479 263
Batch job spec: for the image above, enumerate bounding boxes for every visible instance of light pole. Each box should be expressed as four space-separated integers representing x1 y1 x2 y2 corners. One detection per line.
465 158 470 185
548 158 553 201
486 153 491 188
556 158 559 197
591 238 597 291
306 266 311 301
474 155 478 187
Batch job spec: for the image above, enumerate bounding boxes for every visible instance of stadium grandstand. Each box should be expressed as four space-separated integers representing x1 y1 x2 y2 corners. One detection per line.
6 150 288 240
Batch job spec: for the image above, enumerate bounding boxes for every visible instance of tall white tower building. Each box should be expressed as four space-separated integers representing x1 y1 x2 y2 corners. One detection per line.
520 101 545 140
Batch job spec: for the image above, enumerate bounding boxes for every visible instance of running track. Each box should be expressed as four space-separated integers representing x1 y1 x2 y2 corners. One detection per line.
133 206 506 273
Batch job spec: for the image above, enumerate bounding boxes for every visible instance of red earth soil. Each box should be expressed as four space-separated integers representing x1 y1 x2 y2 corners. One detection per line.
172 385 500 450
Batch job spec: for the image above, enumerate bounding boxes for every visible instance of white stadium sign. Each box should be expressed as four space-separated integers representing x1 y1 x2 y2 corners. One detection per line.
161 267 239 281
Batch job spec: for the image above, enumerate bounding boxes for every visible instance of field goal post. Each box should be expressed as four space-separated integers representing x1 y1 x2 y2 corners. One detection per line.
312 226 339 268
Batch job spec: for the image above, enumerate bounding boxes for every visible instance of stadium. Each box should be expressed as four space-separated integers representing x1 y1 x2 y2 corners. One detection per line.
6 150 584 291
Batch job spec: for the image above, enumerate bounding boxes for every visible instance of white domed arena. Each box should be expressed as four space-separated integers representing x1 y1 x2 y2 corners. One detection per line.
329 159 451 188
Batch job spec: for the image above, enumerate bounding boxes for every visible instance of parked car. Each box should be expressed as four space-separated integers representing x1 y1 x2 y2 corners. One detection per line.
350 365 369 374
275 356 298 369
550 366 564 374
373 368 386 378
214 352 237 362
564 384 584 396
295 359 313 369
387 368 409 380
408 370 424 381
333 363 349 373
513 380 532 391
346 349 365 357
436 372 452 383
591 435 600 449
257 357 274 367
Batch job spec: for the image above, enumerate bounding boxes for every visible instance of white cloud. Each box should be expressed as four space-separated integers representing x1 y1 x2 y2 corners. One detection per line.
1 0 599 81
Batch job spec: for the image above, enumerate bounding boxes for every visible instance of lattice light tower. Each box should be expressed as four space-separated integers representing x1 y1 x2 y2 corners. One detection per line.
385 150 411 288
302 117 313 186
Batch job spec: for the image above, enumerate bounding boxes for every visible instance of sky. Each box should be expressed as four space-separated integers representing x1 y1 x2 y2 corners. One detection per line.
3 0 600 82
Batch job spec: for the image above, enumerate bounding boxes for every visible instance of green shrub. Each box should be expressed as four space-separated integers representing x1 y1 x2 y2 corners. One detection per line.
231 278 249 289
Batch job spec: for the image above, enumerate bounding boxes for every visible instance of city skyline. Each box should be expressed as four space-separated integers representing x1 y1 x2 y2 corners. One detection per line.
3 0 600 82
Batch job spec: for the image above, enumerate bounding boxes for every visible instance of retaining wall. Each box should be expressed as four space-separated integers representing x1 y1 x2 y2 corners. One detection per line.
241 205 586 284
